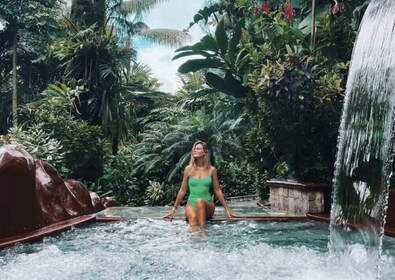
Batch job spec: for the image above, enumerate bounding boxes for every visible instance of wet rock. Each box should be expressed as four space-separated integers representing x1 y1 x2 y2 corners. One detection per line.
0 145 38 238
64 179 94 215
0 144 113 241
102 196 118 208
35 160 72 225
90 192 105 212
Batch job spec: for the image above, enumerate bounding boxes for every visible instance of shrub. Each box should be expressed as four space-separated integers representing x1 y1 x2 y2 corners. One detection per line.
6 124 68 176
218 160 269 199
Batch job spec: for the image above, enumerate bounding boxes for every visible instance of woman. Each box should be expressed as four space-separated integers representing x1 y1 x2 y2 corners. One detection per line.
163 140 236 231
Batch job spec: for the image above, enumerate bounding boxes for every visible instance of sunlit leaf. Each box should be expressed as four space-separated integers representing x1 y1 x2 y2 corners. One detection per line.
178 59 224 73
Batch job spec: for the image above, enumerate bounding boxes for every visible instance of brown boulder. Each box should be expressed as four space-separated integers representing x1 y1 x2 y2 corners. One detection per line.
102 196 118 208
90 191 105 212
64 179 94 215
35 160 72 225
0 144 111 240
0 145 38 238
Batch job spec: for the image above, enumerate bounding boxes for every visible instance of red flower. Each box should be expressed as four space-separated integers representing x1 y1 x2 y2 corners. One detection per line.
284 0 296 20
252 6 260 14
261 2 272 13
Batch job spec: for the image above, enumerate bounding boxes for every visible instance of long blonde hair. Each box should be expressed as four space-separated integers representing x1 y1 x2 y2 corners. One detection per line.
187 140 212 176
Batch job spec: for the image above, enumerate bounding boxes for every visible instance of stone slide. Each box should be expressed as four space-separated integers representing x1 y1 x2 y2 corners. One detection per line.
0 145 108 239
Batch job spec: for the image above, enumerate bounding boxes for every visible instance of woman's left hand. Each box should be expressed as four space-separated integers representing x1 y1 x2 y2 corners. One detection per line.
226 209 239 219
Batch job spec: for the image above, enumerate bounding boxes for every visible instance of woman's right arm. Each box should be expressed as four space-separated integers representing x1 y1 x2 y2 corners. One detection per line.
163 167 189 219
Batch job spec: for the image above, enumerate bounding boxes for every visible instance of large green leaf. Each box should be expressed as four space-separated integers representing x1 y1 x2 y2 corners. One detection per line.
205 72 227 92
299 5 333 35
205 71 245 98
173 35 218 61
172 50 213 60
215 18 228 56
178 59 224 73
290 27 306 41
223 71 245 98
175 42 203 52
200 35 219 52
227 19 245 64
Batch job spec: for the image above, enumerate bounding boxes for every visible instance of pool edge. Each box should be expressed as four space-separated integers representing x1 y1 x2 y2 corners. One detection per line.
0 215 95 250
307 213 395 238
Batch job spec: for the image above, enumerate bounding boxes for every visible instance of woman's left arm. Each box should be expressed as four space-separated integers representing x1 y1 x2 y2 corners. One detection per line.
211 167 236 218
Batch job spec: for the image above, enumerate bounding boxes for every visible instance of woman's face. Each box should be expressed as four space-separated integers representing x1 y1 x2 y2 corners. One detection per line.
192 143 206 159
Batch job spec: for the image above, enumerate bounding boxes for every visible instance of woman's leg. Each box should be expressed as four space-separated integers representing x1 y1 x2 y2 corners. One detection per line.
196 199 215 230
185 203 198 230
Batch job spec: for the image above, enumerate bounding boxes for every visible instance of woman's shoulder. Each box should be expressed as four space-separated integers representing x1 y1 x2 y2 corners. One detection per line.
184 165 192 173
209 166 218 175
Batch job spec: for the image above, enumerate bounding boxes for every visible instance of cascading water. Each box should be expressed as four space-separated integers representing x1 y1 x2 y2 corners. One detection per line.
329 0 395 278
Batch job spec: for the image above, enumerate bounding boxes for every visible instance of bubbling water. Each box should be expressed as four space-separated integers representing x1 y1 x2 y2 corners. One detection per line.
0 220 394 280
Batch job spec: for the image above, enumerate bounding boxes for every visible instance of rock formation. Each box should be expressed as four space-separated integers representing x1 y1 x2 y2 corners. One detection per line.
0 145 109 239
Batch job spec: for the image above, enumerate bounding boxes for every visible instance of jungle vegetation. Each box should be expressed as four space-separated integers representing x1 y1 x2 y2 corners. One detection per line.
0 0 369 205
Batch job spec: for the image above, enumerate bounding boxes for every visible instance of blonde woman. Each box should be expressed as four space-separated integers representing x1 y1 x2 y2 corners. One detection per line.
163 141 236 231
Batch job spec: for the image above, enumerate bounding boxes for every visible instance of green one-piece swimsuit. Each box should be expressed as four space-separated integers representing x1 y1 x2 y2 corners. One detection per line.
187 175 213 208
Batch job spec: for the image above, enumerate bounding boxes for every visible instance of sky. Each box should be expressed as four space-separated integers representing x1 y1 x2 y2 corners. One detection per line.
134 0 207 94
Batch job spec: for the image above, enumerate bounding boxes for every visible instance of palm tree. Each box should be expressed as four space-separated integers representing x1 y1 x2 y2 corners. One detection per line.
134 99 245 183
106 0 189 75
55 0 189 154
0 0 62 128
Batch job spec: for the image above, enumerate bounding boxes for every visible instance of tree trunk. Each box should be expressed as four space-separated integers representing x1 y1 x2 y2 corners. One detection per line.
126 33 131 77
311 0 316 48
12 28 18 128
112 132 119 155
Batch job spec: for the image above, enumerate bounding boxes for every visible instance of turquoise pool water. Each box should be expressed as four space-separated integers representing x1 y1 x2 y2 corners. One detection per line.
1 214 395 279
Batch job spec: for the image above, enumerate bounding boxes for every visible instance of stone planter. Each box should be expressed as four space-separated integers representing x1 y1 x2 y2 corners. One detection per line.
268 180 331 215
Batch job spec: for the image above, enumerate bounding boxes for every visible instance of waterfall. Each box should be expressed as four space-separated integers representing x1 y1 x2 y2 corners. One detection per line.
329 0 395 278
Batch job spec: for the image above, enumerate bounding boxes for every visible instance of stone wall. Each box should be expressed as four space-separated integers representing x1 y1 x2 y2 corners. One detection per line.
268 180 330 215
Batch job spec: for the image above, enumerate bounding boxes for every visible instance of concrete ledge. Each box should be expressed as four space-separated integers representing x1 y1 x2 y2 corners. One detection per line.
0 215 95 250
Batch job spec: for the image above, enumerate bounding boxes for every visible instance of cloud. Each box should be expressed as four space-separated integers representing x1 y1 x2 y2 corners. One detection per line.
138 45 202 93
144 0 205 30
138 46 181 93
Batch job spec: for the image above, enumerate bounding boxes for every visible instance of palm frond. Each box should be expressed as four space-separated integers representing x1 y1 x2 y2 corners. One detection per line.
120 0 170 15
138 28 190 47
167 151 191 181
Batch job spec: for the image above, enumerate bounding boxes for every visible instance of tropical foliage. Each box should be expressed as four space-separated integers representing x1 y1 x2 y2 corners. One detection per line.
0 0 63 130
173 0 365 183
0 0 371 205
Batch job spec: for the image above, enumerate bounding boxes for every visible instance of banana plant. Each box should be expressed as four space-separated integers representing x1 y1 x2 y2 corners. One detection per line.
173 18 250 99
